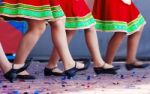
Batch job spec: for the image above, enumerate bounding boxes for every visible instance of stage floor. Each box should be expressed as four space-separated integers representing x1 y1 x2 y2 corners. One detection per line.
0 61 150 94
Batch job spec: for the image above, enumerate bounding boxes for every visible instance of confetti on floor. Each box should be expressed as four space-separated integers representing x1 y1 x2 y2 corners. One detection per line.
0 61 150 94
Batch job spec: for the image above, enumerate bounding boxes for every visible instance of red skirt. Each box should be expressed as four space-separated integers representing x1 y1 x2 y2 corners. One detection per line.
58 0 96 30
92 0 146 35
0 0 65 21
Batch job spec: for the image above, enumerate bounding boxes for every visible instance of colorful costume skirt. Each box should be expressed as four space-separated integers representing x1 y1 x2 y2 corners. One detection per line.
0 0 65 21
92 0 146 35
58 0 96 30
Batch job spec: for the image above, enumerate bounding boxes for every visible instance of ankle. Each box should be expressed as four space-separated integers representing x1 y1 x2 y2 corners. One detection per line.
12 63 25 69
65 61 75 70
93 62 105 68
46 64 57 69
126 59 137 64
104 59 113 65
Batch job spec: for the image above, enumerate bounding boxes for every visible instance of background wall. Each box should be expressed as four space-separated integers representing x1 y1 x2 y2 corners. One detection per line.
28 0 150 60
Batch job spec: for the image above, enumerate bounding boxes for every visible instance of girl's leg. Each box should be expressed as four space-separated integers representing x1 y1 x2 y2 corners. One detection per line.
14 20 46 75
0 43 24 74
127 26 143 64
84 27 113 68
0 43 12 73
49 20 84 71
44 30 76 76
47 30 76 69
105 32 126 64
125 26 149 70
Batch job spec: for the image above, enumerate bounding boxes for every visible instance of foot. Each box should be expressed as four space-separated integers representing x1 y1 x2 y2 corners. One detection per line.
76 59 91 71
17 71 36 80
44 67 64 76
126 60 149 70
4 62 30 82
94 63 119 75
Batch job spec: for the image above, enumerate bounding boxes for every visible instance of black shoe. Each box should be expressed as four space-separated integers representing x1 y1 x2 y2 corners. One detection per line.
16 75 36 80
44 67 64 76
77 59 91 71
64 62 78 79
4 62 31 83
125 63 149 71
94 66 119 75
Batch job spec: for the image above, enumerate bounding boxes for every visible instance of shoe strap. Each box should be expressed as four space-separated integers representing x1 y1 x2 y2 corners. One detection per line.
101 63 106 68
12 64 15 70
75 62 77 68
51 67 57 70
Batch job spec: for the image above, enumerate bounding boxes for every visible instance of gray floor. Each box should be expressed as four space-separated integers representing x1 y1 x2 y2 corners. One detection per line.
0 61 150 94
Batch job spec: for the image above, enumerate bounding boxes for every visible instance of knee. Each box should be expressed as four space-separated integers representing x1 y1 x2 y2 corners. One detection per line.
28 21 46 36
49 20 63 29
115 32 126 38
85 26 96 32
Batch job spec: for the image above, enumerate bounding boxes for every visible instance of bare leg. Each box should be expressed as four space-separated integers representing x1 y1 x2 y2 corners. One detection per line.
14 19 46 75
47 30 76 69
0 43 24 74
127 26 143 64
84 27 113 68
49 20 82 70
0 43 12 73
105 32 126 64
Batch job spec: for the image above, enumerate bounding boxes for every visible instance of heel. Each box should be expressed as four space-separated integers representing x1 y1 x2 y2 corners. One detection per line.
4 65 18 83
44 67 64 76
94 67 118 75
125 64 134 70
125 63 149 71
4 70 17 83
64 67 77 79
77 59 91 71
64 63 78 79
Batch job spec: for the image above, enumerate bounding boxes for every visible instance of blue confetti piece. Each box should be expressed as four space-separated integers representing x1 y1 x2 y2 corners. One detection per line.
131 71 136 77
120 74 125 79
142 75 147 79
13 90 20 94
0 80 2 88
61 76 66 81
87 76 91 80
62 84 65 87
132 72 136 74
34 90 39 94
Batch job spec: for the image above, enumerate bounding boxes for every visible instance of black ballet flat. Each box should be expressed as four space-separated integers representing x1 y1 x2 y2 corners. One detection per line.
44 67 64 76
77 59 91 71
64 62 78 79
4 62 31 83
125 63 149 71
16 75 36 80
94 66 119 75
